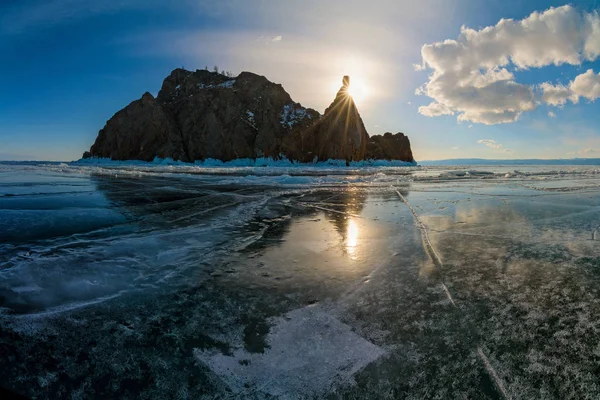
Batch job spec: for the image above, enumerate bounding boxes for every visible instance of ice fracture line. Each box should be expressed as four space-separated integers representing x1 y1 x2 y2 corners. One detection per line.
393 187 512 400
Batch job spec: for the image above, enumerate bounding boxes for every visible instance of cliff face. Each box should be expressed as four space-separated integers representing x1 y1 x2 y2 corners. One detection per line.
88 92 185 161
85 68 414 163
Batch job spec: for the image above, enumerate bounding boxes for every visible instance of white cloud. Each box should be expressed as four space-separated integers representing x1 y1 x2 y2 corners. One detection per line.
418 102 454 117
451 146 459 150
541 69 600 106
458 109 523 125
540 82 576 106
416 5 600 125
548 111 556 118
467 124 473 128
570 69 600 101
477 139 503 149
584 12 600 59
567 148 597 157
257 35 283 43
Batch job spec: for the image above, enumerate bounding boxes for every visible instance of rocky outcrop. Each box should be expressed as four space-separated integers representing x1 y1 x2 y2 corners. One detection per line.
284 76 369 163
89 92 185 161
85 68 414 164
365 132 414 162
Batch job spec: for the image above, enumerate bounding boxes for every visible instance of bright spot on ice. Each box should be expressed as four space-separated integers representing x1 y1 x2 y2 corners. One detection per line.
346 218 359 259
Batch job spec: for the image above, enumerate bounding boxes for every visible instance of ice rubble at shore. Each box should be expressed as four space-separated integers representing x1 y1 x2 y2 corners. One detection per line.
75 155 417 168
72 158 600 180
3 158 600 190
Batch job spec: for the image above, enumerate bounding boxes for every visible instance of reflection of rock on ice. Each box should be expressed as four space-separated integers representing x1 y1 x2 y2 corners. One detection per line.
194 306 385 397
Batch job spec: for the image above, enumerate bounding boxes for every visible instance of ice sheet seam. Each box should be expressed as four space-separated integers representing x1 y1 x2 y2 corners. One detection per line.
392 186 512 400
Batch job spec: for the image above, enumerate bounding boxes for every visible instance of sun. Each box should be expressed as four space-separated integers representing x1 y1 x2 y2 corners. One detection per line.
346 77 369 104
328 55 374 106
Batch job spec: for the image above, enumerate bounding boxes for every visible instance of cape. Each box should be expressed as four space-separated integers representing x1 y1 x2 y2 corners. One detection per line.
83 69 414 164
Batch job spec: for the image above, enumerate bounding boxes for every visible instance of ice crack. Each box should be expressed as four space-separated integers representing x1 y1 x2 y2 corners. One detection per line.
392 186 512 400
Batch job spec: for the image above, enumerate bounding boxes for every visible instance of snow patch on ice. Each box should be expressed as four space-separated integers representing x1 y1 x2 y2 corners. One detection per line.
439 170 495 178
194 305 385 397
11 285 43 294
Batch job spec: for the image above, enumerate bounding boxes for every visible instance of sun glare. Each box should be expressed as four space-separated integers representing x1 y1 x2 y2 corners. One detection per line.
328 55 373 106
346 78 369 103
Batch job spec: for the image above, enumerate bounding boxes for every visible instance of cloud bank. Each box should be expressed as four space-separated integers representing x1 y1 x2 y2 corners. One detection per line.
416 5 600 125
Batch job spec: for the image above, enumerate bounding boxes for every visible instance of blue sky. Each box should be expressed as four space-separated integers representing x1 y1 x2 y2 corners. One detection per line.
1 0 600 161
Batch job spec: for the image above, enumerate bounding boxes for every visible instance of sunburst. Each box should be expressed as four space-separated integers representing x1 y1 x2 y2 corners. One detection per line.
346 77 369 103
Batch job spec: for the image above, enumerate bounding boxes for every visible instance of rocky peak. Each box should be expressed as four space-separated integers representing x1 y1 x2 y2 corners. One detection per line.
366 132 414 162
84 69 414 164
157 68 236 102
287 75 369 163
140 92 155 104
342 75 350 88
338 75 350 97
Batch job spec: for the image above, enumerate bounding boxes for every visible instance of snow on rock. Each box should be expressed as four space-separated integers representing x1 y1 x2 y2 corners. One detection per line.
218 80 235 88
280 103 311 127
197 80 236 90
245 110 257 130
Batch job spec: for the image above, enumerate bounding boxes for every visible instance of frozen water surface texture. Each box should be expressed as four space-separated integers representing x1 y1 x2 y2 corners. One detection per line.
2 160 600 399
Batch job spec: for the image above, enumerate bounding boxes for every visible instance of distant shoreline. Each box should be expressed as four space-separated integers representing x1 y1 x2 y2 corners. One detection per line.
419 158 600 166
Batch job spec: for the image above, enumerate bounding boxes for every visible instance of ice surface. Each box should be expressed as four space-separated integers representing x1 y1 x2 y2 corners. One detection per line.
2 161 600 398
195 305 385 398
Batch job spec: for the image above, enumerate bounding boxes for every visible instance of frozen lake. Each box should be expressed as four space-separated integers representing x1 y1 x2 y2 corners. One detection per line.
2 161 600 399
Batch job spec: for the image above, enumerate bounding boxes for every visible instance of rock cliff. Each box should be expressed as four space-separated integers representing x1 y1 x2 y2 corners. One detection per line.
85 68 414 164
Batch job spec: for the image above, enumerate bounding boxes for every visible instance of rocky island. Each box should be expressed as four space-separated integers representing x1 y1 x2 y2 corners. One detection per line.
83 68 414 164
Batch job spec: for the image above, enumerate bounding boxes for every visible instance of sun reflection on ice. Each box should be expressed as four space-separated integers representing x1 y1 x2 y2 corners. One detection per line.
346 218 359 260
